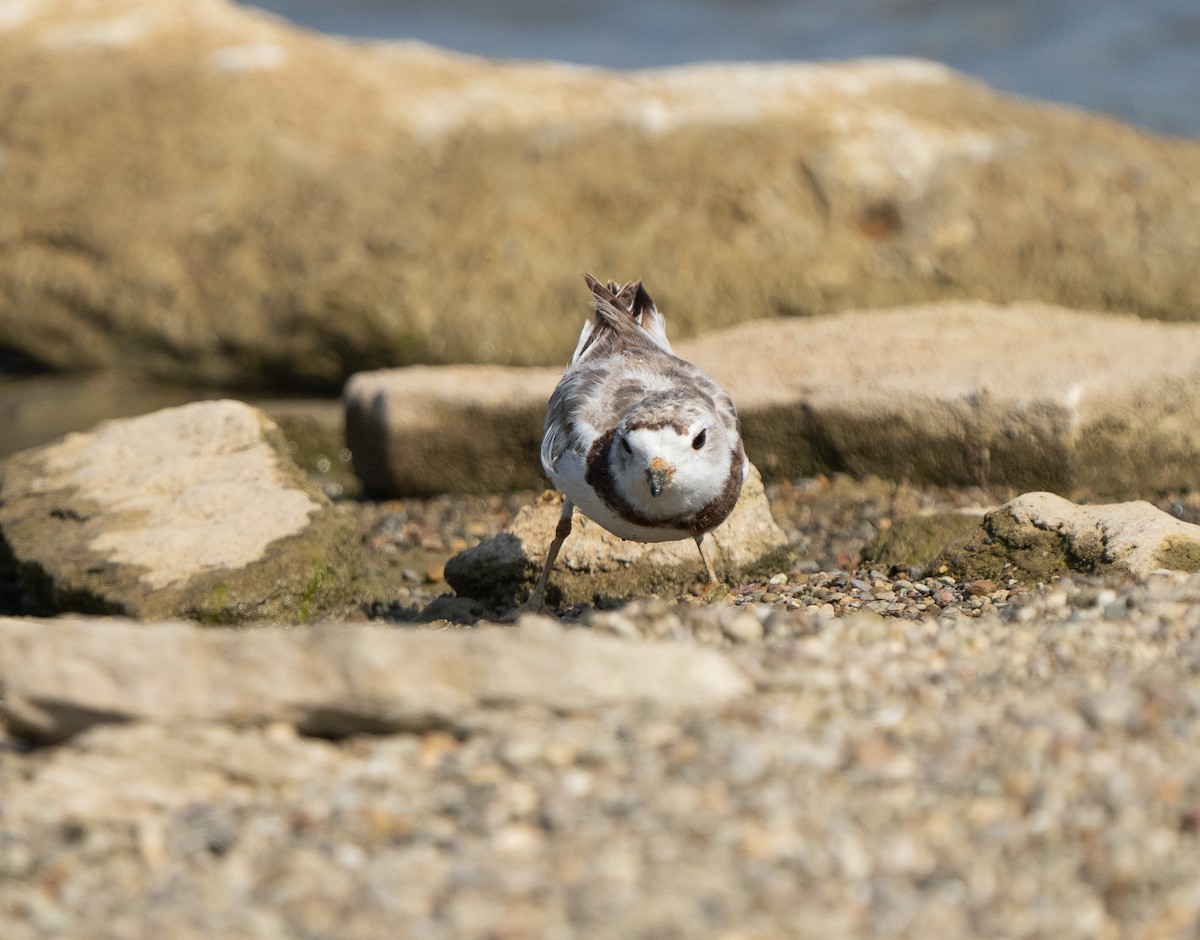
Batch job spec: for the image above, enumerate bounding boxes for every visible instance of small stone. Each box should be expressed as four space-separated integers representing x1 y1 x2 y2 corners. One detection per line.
166 804 237 859
966 579 997 596
595 613 640 639
720 610 765 643
0 837 32 878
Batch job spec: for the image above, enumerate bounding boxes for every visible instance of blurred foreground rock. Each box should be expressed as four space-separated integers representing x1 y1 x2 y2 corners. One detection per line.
347 303 1200 498
5 0 1200 387
0 400 362 621
444 465 792 608
0 616 751 744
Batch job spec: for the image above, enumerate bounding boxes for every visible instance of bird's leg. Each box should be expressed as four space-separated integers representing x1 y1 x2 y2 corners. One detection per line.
514 498 574 617
694 534 719 587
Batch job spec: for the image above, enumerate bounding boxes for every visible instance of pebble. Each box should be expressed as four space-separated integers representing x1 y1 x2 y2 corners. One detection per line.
720 610 765 644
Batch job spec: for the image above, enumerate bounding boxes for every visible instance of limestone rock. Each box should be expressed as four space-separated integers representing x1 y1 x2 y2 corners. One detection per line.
346 303 1200 499
0 400 362 621
0 616 752 743
0 373 357 494
936 492 1200 582
4 0 1200 388
345 366 555 495
444 465 793 607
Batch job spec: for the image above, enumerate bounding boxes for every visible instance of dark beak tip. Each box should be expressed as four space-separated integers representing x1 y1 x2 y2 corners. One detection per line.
647 466 670 498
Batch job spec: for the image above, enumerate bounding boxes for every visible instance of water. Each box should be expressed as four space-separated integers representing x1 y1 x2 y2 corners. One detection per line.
237 0 1200 139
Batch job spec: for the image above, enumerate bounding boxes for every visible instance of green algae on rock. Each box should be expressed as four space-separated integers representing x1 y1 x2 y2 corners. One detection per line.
934 492 1200 583
861 511 987 574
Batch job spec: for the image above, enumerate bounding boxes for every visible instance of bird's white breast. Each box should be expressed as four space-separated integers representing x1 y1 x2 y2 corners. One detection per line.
547 450 694 543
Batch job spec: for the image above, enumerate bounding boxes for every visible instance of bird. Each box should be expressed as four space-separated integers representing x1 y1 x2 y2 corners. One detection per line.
524 274 748 611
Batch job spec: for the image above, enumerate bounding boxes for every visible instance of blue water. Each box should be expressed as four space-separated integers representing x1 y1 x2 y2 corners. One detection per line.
237 0 1200 138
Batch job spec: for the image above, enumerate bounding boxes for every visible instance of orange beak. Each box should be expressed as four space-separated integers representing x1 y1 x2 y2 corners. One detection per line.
647 457 675 497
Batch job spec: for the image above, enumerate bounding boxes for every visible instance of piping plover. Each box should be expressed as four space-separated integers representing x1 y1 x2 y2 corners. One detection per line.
526 274 748 610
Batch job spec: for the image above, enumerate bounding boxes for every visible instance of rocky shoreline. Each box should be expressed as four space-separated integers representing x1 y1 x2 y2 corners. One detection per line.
2 298 1200 940
3 0 1200 935
4 436 1200 936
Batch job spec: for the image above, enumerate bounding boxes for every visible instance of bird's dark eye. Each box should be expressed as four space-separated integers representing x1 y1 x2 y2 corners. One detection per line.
692 430 707 450
621 436 633 455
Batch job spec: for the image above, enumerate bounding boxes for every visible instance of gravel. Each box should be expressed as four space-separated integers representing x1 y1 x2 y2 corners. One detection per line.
347 475 1199 630
6 572 1200 937
354 474 1027 623
5 475 1200 937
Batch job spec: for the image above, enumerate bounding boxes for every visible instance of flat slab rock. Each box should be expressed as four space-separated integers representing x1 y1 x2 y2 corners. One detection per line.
6 0 1200 389
0 616 752 744
917 492 1200 582
0 400 362 622
444 464 792 608
346 302 1200 499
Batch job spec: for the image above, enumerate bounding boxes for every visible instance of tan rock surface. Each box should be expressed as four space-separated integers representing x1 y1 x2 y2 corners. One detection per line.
936 492 1200 582
444 465 792 607
0 400 362 621
346 302 1200 498
0 615 751 743
4 0 1200 387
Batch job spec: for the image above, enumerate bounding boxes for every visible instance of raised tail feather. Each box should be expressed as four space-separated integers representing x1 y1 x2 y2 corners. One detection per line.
580 273 672 355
